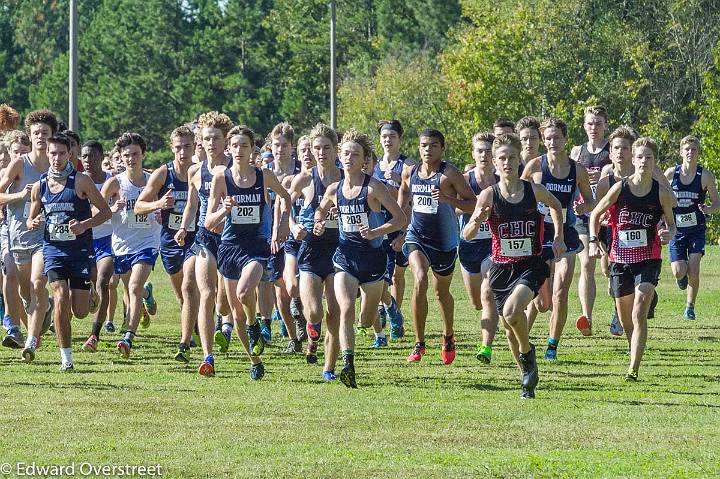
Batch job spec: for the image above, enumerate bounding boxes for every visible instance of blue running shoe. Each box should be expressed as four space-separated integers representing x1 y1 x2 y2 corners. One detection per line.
378 305 387 329
323 370 337 381
610 308 624 336
271 310 281 322
260 319 272 345
143 282 157 316
247 322 264 356
684 305 696 320
105 322 115 333
250 362 265 380
2 313 12 331
387 299 404 339
677 274 688 290
544 347 557 361
371 336 388 348
2 326 24 349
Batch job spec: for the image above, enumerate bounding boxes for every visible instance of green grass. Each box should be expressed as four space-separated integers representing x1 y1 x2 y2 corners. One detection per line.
1 247 720 478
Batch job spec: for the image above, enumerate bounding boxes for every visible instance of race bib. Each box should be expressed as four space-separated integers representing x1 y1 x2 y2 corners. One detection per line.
48 223 76 241
474 222 491 240
230 205 260 224
325 209 339 229
500 238 532 257
129 213 150 229
23 202 31 219
676 212 698 228
619 229 647 248
413 195 438 214
341 212 369 233
168 213 196 232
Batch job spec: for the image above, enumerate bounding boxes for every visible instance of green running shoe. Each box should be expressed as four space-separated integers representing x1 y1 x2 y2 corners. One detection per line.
174 343 190 363
476 344 492 364
215 329 231 353
143 282 157 316
625 368 639 382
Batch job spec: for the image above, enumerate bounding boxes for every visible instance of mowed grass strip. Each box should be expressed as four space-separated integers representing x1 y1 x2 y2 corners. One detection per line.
1 247 719 478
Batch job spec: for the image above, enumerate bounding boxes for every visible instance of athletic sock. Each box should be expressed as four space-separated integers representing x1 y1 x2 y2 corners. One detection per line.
375 331 386 339
123 331 135 348
204 353 214 364
547 337 559 350
342 350 354 368
60 347 73 365
221 322 234 335
25 335 37 350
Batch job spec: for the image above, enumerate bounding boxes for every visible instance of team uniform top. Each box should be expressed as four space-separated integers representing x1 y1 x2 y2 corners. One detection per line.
337 174 385 249
92 172 113 239
220 167 271 245
405 161 459 252
459 170 496 247
197 160 222 233
671 165 706 233
488 180 544 264
39 172 92 259
577 142 610 211
7 155 44 250
297 167 340 244
111 171 161 256
373 154 407 189
608 179 663 264
538 155 577 240
159 161 196 248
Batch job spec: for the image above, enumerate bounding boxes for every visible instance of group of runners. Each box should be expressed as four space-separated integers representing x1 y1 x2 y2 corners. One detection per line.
0 103 716 399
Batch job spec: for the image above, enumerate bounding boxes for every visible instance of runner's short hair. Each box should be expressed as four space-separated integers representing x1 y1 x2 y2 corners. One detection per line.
48 133 71 151
377 119 404 138
0 104 21 132
471 131 495 145
115 132 147 154
540 117 568 139
82 140 104 158
632 137 658 158
24 109 58 135
583 105 609 123
2 130 30 147
493 117 515 130
515 116 541 134
309 123 338 149
227 125 256 145
197 111 234 138
608 126 638 144
492 133 522 154
270 122 295 144
341 128 374 159
680 135 700 150
170 125 195 142
419 128 445 148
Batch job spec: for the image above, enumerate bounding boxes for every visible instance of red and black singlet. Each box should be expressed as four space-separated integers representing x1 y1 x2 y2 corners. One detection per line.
488 180 544 264
608 178 663 264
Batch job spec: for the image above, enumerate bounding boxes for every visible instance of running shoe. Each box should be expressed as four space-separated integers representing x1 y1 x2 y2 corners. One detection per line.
625 368 639 382
247 322 264 356
647 291 658 319
519 344 539 399
41 297 54 336
198 356 215 377
371 336 388 348
442 334 456 365
306 340 318 364
677 274 689 290
82 335 98 353
260 319 272 345
356 325 369 338
59 362 74 372
143 282 157 316
388 307 405 340
214 329 232 353
21 345 35 363
378 304 387 329
250 362 265 380
407 342 426 362
322 370 337 381
105 322 115 333
684 305 696 321
189 333 198 348
89 283 100 314
476 344 492 364
544 347 557 361
339 364 357 388
576 315 592 337
2 326 24 349
281 339 302 354
610 309 624 336
306 322 321 342
117 339 131 359
271 310 281 322
174 343 190 363
140 308 150 329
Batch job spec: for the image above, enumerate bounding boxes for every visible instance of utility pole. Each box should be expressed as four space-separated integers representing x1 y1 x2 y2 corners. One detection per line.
69 0 78 131
329 0 336 129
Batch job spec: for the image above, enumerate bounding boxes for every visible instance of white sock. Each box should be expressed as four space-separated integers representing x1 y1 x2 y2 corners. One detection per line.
375 331 386 339
60 347 73 364
25 335 37 350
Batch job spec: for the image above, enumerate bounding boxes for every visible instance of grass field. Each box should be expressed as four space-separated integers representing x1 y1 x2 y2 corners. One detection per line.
1 247 719 478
